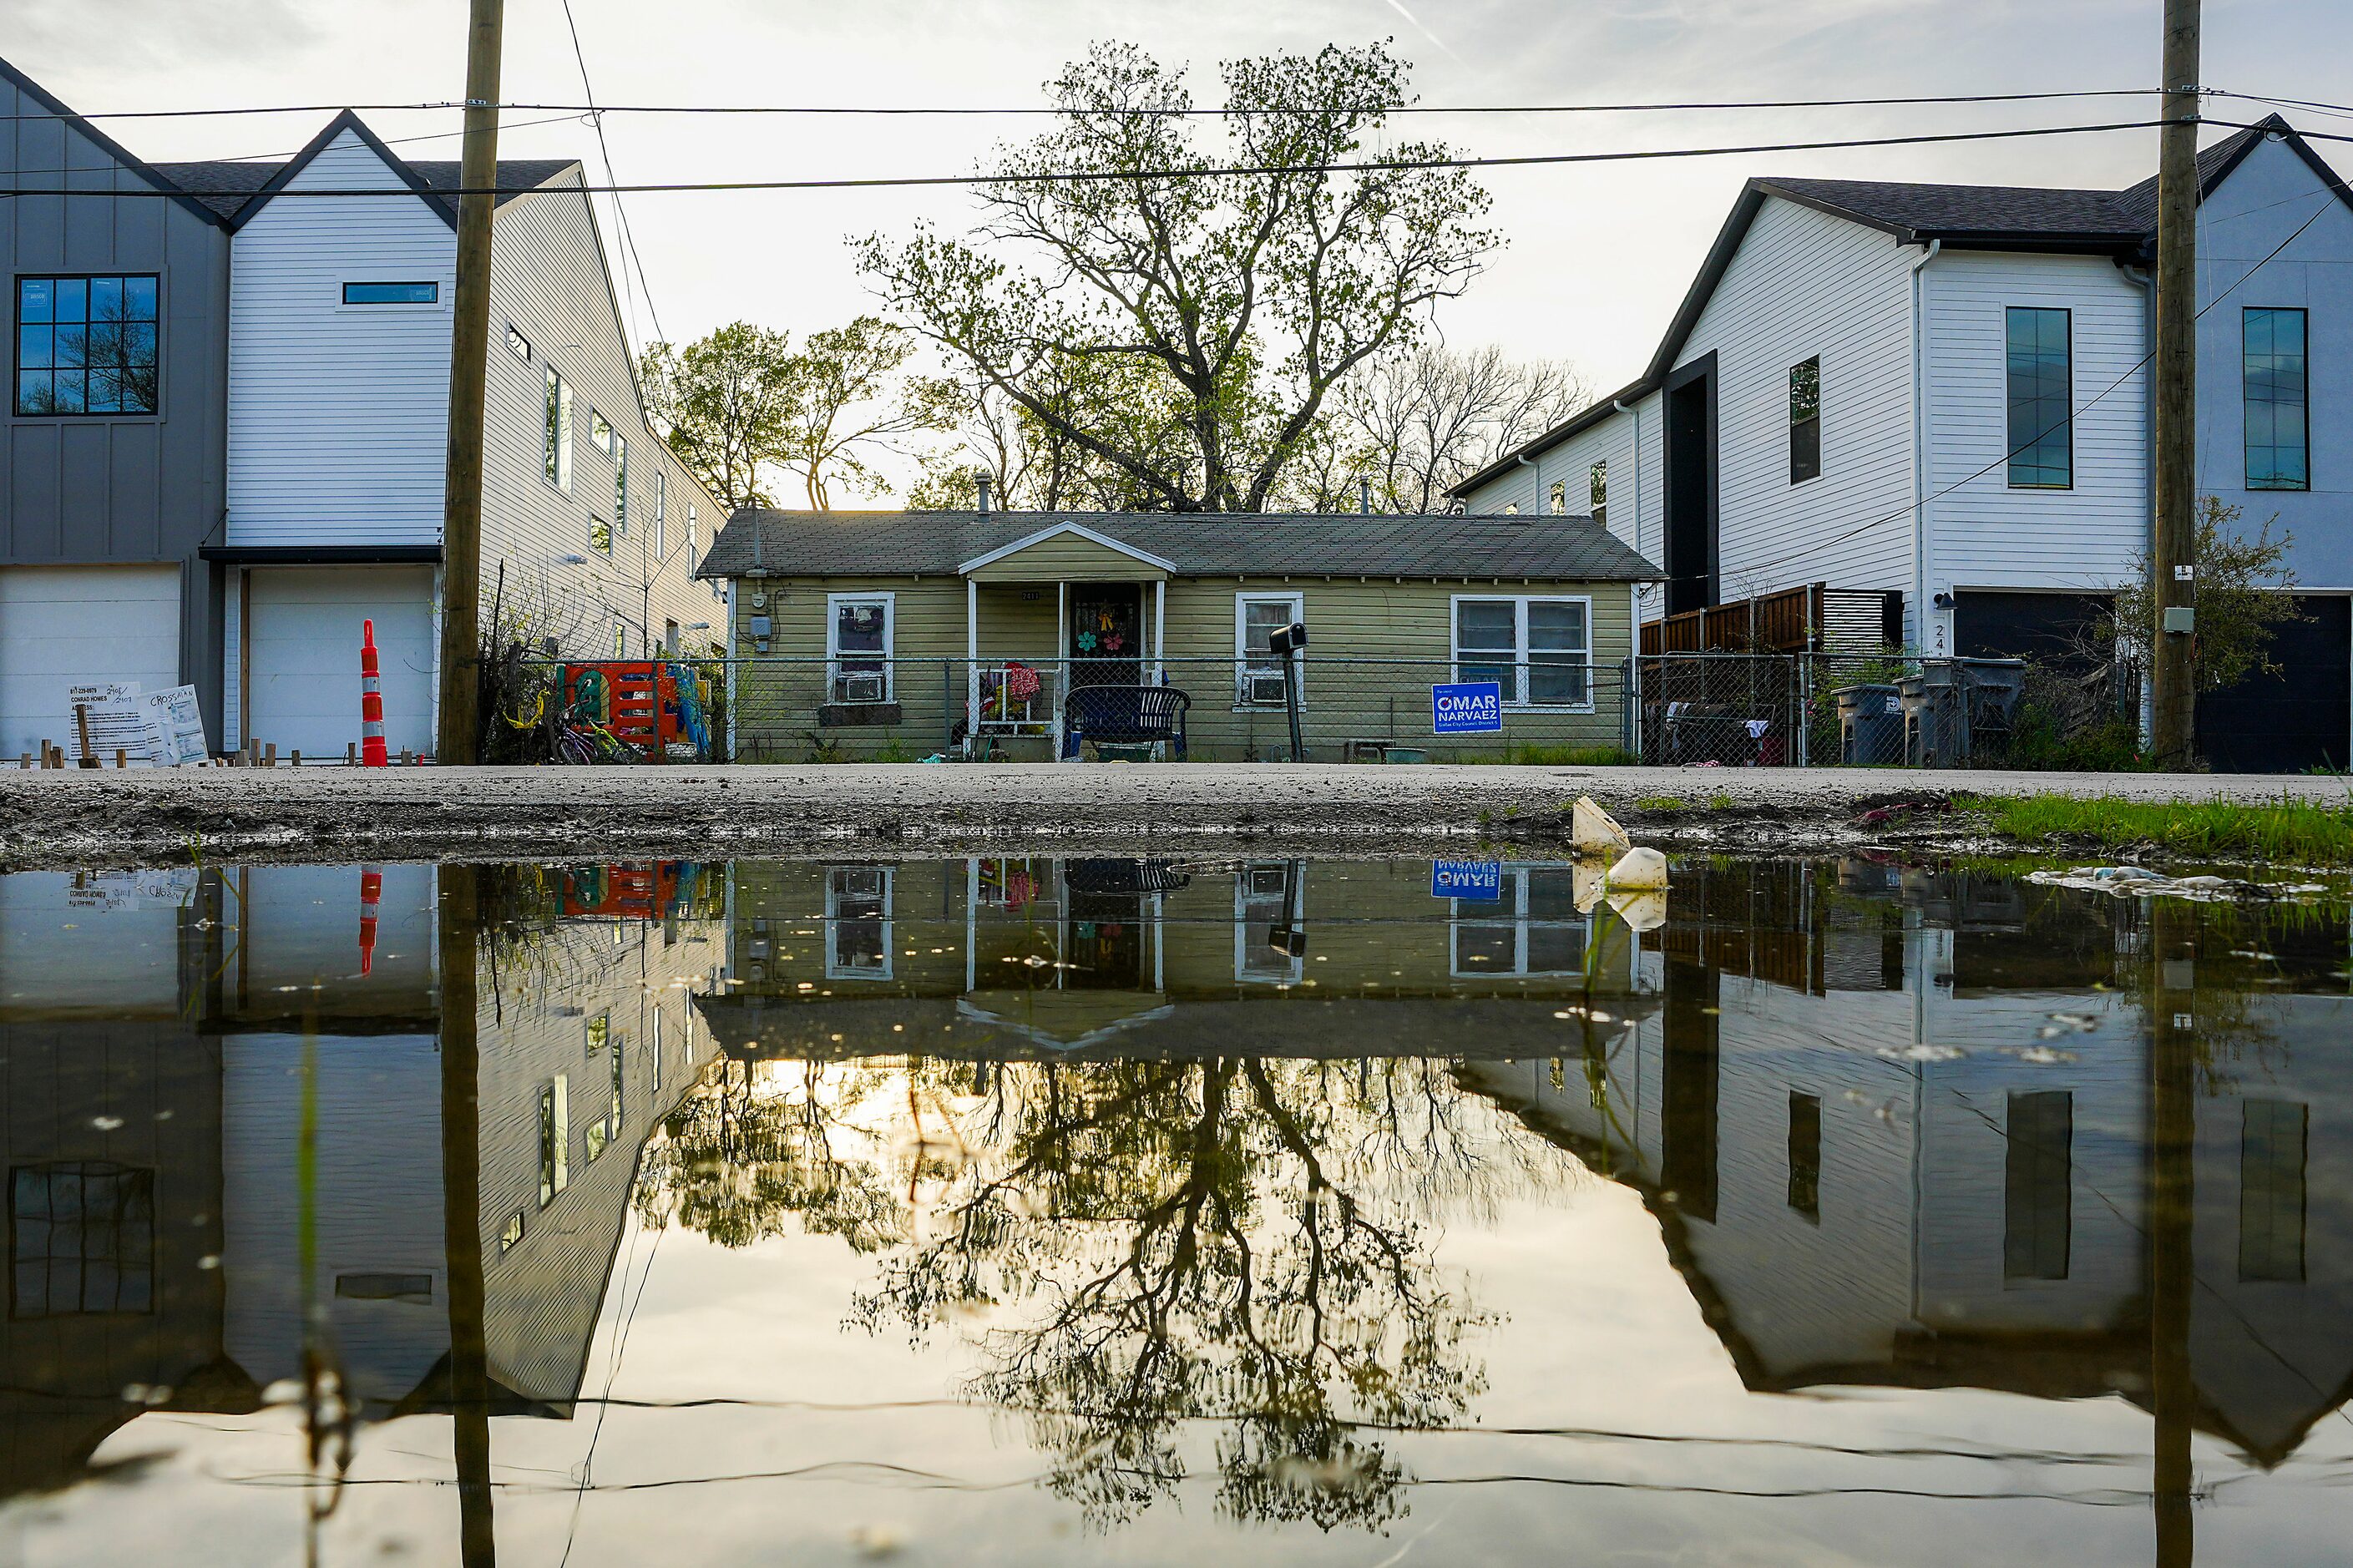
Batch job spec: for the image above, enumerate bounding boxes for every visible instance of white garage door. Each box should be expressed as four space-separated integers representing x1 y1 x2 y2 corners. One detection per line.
0 564 182 759
245 567 435 759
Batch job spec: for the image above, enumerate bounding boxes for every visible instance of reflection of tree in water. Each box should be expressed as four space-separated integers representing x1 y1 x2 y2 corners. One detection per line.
638 1052 1576 1528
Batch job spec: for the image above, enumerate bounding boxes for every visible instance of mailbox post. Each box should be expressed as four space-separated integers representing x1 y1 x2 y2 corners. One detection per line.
1268 621 1308 762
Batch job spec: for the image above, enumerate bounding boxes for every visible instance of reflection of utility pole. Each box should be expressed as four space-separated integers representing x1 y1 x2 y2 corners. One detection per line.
439 864 497 1565
2149 897 2196 1568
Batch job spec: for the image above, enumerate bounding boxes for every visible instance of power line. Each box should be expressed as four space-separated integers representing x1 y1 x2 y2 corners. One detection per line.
0 86 2181 124
0 116 2199 200
558 0 666 349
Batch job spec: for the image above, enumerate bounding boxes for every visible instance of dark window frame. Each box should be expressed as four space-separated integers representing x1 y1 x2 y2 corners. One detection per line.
13 272 162 419
1789 356 1822 485
2005 306 2075 491
10 1161 157 1318
341 281 440 306
2243 306 2310 493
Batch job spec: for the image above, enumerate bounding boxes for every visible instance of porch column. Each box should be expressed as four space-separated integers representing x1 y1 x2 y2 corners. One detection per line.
966 577 978 745
1054 580 1069 760
1153 579 1166 685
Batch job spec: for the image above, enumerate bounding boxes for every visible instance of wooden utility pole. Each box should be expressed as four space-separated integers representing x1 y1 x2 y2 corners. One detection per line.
435 0 505 765
2149 0 2202 766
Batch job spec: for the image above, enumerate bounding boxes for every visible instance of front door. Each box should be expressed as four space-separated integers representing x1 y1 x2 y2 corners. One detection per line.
1068 584 1142 687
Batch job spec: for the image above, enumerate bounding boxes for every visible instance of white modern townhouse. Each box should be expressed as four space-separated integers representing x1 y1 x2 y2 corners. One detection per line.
154 112 727 759
1456 116 2352 772
0 48 727 763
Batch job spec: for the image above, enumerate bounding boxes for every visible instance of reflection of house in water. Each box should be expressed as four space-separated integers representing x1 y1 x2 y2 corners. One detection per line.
1460 861 2353 1467
0 863 727 1496
696 858 1654 1063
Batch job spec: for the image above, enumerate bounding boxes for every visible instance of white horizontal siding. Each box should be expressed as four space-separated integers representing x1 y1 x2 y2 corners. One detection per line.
1920 251 2151 628
482 175 726 660
1679 196 1918 607
226 131 456 546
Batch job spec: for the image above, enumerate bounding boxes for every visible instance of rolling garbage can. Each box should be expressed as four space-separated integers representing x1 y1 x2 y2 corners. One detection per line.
1899 665 1962 766
1833 684 1905 765
1957 658 2027 762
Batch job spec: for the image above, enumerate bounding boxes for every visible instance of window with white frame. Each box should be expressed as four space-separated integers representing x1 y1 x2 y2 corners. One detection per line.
1453 595 1591 708
1234 591 1303 707
1451 865 1586 976
1235 862 1304 983
505 323 531 361
590 409 615 456
828 593 893 702
543 367 573 490
1548 479 1567 515
655 470 667 557
825 867 893 979
613 436 628 534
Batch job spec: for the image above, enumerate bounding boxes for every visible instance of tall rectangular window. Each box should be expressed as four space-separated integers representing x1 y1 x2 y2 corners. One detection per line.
1236 591 1304 707
11 1162 154 1316
537 1077 569 1206
1787 1093 1821 1220
2006 307 2072 488
16 275 159 416
825 866 893 979
1548 479 1566 515
2004 1090 2072 1280
2244 307 2310 491
1789 356 1822 483
655 470 668 558
1452 596 1591 708
2239 1099 2307 1282
544 368 574 490
590 518 612 554
827 593 894 702
613 437 629 533
1588 460 1607 526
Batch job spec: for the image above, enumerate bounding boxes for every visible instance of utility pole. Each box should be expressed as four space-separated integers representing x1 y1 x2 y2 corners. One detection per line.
2149 0 2202 766
435 0 505 765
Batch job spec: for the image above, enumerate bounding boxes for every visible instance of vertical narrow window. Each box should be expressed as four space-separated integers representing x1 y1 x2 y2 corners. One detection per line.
2005 307 2072 488
2004 1090 2072 1280
827 594 894 702
2244 307 2310 491
614 625 626 659
1588 459 1607 526
544 368 574 490
1235 592 1304 707
1789 356 1821 483
655 470 668 559
1548 479 1567 514
1787 1093 1821 1220
613 437 629 533
2239 1100 2307 1282
1453 598 1519 701
11 1162 154 1315
590 518 611 554
538 1076 569 1206
15 275 160 416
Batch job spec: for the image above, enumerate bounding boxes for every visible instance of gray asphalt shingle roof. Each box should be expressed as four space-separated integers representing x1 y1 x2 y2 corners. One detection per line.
152 156 577 220
700 509 1662 583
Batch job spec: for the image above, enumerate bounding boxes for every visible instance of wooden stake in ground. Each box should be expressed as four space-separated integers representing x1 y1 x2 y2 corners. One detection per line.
434 0 506 766
2149 0 2202 766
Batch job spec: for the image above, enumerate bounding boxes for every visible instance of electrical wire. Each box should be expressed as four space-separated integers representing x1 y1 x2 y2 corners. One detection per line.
0 116 2197 200
0 86 2179 123
558 0 668 351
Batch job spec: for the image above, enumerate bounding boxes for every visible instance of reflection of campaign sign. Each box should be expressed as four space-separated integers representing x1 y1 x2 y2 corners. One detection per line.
1433 860 1504 901
1432 680 1502 734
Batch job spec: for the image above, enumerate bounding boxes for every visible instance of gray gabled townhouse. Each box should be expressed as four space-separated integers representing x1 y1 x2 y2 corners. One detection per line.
1 54 727 761
1456 115 2352 773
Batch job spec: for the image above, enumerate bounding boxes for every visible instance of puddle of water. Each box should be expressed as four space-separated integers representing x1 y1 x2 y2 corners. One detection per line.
0 857 2347 1565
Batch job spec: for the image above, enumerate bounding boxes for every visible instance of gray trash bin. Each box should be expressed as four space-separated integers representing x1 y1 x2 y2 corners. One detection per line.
1900 665 1964 766
1833 684 1905 765
1957 658 2028 761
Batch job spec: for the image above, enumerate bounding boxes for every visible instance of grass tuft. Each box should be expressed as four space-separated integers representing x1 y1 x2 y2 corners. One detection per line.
1967 792 2353 865
1634 796 1687 812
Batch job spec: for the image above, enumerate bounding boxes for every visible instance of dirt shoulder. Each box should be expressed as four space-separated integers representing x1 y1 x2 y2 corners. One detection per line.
3 763 2345 871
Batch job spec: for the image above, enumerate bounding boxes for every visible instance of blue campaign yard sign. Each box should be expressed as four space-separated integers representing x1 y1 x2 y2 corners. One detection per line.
1433 860 1504 901
1432 680 1503 735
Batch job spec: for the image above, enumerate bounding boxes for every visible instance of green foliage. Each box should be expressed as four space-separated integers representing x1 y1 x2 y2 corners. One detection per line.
1969 792 2353 864
1634 796 1686 811
858 40 1499 513
2104 496 2305 694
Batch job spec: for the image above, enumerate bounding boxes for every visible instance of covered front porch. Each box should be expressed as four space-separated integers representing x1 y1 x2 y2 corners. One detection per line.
958 524 1177 758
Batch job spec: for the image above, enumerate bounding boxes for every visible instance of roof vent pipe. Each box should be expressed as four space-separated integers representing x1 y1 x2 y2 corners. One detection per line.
1359 477 1373 515
975 472 993 514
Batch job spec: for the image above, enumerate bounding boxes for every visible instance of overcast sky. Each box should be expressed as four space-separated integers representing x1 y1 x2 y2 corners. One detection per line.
10 0 2349 488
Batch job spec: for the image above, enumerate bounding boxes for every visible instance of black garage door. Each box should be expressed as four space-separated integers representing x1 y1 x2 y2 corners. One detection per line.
2198 595 2350 774
1954 591 2115 665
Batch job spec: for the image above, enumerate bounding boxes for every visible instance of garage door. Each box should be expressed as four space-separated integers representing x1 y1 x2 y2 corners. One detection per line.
245 567 435 759
0 564 182 758
2197 596 2350 775
1954 591 2115 664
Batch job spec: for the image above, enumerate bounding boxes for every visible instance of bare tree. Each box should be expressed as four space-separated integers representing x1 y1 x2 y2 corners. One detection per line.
1338 346 1586 513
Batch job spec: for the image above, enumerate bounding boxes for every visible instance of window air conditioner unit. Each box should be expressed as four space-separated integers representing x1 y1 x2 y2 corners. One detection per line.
836 672 886 704
1244 670 1288 706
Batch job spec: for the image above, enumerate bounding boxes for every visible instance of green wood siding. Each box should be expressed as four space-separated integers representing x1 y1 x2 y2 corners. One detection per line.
964 533 1167 583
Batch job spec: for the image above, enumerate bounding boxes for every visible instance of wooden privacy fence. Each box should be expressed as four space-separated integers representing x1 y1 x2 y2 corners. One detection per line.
1642 584 1905 655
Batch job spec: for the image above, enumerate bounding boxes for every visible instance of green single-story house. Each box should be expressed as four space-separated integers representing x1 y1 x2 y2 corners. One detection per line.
694 508 1662 761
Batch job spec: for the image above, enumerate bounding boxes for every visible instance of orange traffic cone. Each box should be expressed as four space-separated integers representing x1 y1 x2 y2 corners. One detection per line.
357 864 382 975
360 619 388 767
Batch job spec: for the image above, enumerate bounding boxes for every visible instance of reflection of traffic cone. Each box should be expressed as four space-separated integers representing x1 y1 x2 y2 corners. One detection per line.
360 620 388 767
357 865 382 975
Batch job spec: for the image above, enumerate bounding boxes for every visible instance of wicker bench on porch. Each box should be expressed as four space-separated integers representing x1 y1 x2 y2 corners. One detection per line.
1060 685 1192 760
